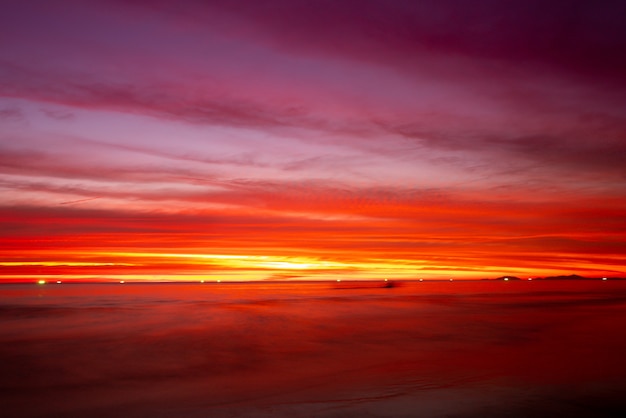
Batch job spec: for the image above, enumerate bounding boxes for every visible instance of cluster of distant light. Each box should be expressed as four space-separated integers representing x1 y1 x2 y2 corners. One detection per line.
33 277 614 284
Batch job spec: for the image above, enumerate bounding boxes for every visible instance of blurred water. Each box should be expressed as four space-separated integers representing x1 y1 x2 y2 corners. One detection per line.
1 280 626 417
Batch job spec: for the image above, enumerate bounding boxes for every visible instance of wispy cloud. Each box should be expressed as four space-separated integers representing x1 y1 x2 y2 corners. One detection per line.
0 106 24 121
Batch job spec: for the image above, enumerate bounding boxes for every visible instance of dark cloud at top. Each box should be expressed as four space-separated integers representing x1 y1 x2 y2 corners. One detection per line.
118 0 626 82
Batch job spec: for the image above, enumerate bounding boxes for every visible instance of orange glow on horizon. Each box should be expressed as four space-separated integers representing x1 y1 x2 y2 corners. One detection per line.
1 245 623 283
2 184 625 283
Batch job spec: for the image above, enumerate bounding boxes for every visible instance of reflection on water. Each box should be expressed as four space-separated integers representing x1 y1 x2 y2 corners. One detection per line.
1 281 626 417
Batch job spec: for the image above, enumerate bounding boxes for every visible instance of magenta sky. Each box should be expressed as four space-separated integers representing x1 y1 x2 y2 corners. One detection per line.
1 0 625 281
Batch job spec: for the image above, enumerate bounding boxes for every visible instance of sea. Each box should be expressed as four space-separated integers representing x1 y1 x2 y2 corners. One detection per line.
1 280 626 418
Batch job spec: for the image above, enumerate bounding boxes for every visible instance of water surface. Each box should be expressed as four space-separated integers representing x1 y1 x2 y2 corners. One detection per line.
2 280 626 417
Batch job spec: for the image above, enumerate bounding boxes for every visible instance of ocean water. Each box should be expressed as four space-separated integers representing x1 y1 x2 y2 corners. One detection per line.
1 280 626 418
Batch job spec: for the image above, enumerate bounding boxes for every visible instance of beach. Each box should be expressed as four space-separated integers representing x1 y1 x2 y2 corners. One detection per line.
2 280 626 417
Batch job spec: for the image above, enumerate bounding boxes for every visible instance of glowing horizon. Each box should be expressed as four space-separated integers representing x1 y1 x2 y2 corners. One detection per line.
1 1 625 282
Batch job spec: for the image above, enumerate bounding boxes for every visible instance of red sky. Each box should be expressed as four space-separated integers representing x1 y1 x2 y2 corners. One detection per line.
1 0 625 281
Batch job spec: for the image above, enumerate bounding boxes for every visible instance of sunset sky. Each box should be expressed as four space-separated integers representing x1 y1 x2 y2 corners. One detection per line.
1 0 625 282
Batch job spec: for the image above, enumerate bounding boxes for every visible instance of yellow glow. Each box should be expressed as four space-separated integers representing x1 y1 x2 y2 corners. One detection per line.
257 261 313 269
37 279 46 285
1 261 135 267
13 250 541 281
99 251 356 271
11 249 612 283
4 245 623 283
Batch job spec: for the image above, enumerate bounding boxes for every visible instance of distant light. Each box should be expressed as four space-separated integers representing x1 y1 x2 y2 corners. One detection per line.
216 279 221 283
602 277 608 281
56 280 62 284
504 277 509 281
119 280 125 284
449 278 453 282
384 279 388 282
337 279 341 282
528 278 533 281
37 279 46 285
419 278 423 282
200 280 205 283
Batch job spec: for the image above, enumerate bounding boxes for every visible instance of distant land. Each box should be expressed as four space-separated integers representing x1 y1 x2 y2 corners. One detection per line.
489 274 625 281
1 274 625 285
